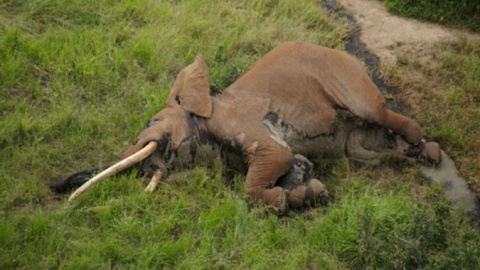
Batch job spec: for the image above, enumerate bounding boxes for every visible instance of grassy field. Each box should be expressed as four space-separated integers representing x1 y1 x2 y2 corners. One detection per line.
386 39 480 195
382 0 480 32
1 0 480 269
376 0 480 194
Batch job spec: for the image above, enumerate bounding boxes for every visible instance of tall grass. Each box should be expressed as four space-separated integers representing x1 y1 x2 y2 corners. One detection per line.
1 0 480 269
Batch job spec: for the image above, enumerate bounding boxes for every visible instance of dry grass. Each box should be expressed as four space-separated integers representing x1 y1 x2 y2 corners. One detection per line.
380 39 480 193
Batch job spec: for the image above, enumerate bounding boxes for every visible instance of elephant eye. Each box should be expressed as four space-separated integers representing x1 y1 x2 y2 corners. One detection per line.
163 141 174 164
144 117 163 129
175 95 181 105
164 149 173 164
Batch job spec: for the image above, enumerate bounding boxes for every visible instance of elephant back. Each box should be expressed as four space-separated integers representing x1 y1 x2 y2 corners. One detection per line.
228 41 385 137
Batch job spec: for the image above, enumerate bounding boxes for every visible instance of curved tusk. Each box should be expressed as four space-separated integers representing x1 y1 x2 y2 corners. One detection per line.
145 169 163 193
68 141 158 202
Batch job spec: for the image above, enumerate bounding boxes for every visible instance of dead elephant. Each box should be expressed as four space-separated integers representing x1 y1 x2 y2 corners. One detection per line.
52 41 441 211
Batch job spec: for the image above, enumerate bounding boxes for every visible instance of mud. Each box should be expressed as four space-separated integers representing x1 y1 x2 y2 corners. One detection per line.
420 152 480 223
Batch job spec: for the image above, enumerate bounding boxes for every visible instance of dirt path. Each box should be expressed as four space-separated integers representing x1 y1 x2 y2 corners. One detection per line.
335 0 479 65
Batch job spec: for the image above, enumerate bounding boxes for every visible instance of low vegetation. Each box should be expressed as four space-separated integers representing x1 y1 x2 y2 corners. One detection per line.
382 0 480 32
377 8 480 193
1 0 479 269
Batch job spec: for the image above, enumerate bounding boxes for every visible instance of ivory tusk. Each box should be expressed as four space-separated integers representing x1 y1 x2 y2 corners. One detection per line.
145 169 163 193
68 141 158 202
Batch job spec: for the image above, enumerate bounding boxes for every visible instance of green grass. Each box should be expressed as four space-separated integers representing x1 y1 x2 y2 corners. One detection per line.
428 40 480 189
377 0 480 201
387 38 480 193
0 0 348 208
2 163 480 269
1 0 480 269
381 0 480 32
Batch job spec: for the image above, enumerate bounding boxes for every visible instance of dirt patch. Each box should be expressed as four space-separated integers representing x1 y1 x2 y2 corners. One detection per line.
420 152 480 225
324 0 480 115
335 0 479 65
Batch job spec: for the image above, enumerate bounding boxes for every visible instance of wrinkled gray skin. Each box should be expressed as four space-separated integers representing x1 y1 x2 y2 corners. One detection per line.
141 109 414 193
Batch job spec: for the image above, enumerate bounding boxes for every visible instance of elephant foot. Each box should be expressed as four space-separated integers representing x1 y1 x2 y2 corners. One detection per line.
287 179 328 208
404 120 423 146
247 186 288 212
408 141 441 165
308 179 328 205
420 142 441 165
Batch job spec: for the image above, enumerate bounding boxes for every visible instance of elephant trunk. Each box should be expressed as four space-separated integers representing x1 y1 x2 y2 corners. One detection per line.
68 141 158 201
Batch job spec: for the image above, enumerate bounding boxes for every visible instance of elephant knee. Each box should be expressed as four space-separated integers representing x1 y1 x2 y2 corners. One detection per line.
243 146 293 210
273 147 294 172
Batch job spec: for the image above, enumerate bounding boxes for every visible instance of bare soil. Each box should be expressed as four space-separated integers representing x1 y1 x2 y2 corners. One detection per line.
335 0 479 65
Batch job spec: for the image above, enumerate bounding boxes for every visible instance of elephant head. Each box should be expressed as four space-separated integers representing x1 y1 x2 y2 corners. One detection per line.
124 54 212 155
133 54 214 154
65 55 215 200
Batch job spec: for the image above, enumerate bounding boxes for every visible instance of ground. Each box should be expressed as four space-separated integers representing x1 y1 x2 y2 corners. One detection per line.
1 0 480 269
336 0 480 195
337 0 479 65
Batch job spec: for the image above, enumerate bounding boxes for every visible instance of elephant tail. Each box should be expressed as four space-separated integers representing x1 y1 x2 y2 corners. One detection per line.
51 166 111 193
53 141 158 199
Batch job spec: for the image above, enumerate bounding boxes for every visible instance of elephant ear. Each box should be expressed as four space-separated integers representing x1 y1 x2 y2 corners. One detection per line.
167 54 213 118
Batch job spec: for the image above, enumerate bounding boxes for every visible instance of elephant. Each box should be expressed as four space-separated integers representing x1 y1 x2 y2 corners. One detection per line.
52 41 441 211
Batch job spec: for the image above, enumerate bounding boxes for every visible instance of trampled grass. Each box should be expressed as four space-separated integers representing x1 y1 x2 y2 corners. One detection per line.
1 0 480 269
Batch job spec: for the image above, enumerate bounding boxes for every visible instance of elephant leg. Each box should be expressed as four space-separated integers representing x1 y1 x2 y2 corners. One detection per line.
287 179 327 208
346 128 382 163
407 141 442 165
276 154 313 190
379 108 422 145
346 128 418 165
276 154 328 208
244 140 293 211
380 109 441 164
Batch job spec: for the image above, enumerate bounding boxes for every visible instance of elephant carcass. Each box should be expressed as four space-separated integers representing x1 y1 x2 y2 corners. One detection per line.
52 42 441 210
